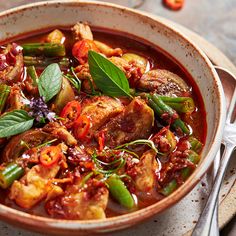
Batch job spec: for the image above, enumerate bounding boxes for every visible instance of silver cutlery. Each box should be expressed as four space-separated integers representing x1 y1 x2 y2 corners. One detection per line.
192 66 236 236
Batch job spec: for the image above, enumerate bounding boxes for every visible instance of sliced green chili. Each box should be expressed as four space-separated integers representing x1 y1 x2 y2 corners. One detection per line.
106 174 135 209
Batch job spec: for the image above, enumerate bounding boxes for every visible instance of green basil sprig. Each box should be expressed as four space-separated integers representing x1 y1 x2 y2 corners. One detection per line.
0 63 62 138
0 110 34 138
88 50 132 98
38 63 62 102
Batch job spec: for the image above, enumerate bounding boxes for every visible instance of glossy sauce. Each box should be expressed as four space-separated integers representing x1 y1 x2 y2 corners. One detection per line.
0 27 207 218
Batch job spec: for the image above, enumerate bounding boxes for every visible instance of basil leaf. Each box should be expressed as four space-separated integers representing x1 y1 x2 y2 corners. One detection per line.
38 63 62 102
0 110 34 138
88 51 132 98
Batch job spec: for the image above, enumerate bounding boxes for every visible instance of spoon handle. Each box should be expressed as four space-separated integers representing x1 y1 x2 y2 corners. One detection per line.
192 144 235 236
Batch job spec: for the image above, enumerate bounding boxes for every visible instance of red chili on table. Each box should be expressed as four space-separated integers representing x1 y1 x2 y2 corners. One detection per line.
40 146 62 167
163 0 185 11
60 100 81 128
73 115 91 140
72 39 98 64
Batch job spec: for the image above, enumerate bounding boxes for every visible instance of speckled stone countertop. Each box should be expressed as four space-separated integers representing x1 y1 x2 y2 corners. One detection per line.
0 1 235 235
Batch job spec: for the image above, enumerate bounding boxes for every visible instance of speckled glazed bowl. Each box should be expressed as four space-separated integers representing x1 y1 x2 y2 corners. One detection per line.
0 1 226 235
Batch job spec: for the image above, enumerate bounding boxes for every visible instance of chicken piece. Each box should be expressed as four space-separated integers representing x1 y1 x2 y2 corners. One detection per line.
109 56 132 78
9 164 60 209
72 22 93 41
0 43 23 85
133 150 159 192
97 98 154 147
94 40 123 57
43 122 77 146
138 69 189 96
122 53 147 74
7 85 24 111
46 178 109 220
74 63 97 92
81 96 123 138
2 129 52 163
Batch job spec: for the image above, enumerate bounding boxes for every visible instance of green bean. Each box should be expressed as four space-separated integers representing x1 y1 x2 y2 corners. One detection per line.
149 94 190 134
22 43 66 57
0 163 24 189
24 56 69 69
158 96 195 113
27 66 38 86
159 179 177 196
0 84 10 114
188 136 203 154
106 174 135 209
181 150 200 180
160 150 200 196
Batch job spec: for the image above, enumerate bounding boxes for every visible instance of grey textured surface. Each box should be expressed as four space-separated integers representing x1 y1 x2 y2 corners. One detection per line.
0 0 235 236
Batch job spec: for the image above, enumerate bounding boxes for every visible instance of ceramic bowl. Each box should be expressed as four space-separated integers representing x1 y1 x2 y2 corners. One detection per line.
0 1 226 235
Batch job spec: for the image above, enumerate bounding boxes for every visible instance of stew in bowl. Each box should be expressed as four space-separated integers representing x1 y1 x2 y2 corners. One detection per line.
0 22 206 220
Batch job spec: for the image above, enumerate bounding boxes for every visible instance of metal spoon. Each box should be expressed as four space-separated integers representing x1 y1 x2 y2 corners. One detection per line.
192 67 236 236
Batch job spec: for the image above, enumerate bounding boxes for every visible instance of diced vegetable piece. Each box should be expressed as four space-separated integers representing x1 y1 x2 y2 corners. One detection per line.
188 136 203 154
0 163 24 189
27 66 38 86
54 77 75 114
0 84 10 113
106 175 135 209
22 43 66 57
148 94 190 134
159 96 195 113
46 29 65 44
159 179 177 196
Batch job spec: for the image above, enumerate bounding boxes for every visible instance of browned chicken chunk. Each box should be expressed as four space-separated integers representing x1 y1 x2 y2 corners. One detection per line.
46 178 109 220
138 69 189 96
109 56 132 78
94 40 123 57
133 150 159 192
81 96 123 138
0 43 23 85
43 122 77 146
97 98 154 147
9 164 60 209
72 22 93 41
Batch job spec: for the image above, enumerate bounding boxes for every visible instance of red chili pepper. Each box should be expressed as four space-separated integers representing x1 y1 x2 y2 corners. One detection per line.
163 0 184 11
60 100 81 128
98 131 105 151
72 39 98 64
40 146 61 167
73 115 91 140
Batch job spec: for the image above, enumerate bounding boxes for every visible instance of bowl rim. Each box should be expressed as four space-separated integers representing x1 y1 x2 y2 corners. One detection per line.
0 0 226 231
